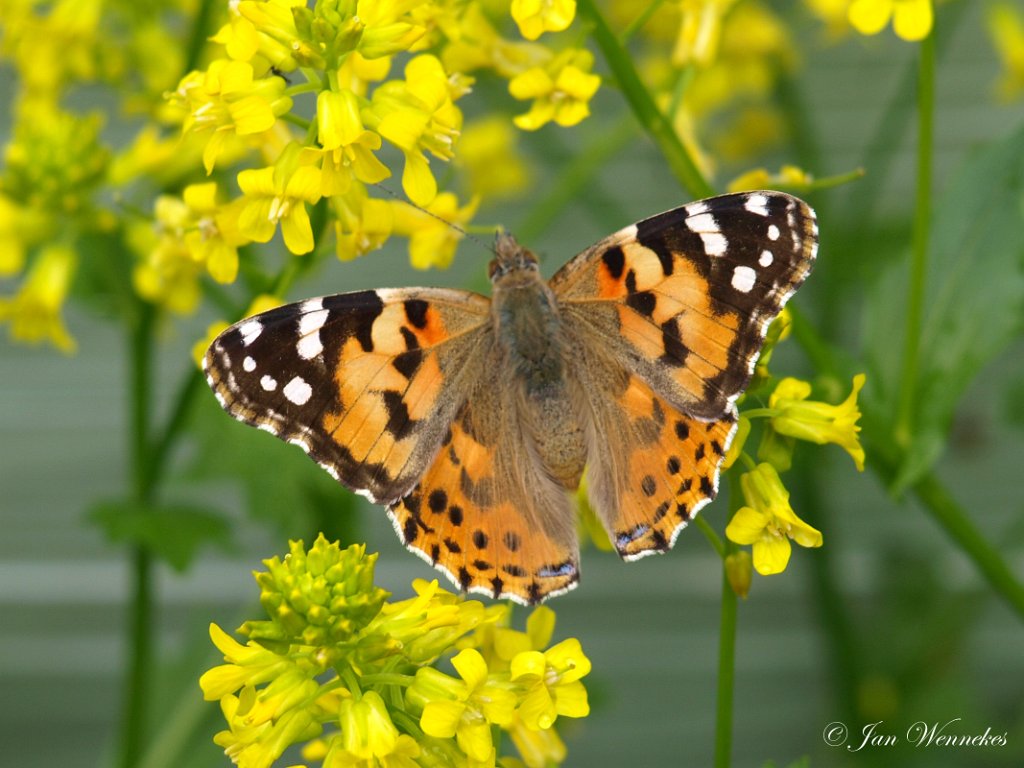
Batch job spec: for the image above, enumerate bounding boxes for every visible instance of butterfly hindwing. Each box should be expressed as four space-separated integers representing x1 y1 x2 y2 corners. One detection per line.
390 363 581 605
551 191 817 419
204 288 490 504
572 350 737 559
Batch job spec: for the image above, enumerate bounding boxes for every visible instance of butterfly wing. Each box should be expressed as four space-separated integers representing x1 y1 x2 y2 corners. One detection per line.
554 191 817 557
390 361 580 605
551 191 817 418
204 288 491 504
570 339 737 557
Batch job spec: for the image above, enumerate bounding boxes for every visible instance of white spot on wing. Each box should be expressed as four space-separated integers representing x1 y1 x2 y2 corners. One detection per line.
283 376 312 406
685 201 709 217
686 212 717 233
744 194 770 217
288 436 312 453
239 319 263 346
260 375 277 391
297 302 327 360
767 224 781 241
686 212 728 256
759 250 774 267
701 232 728 257
243 356 256 372
732 265 757 293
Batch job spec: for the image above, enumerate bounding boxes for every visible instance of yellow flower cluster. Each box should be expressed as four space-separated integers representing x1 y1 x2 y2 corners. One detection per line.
166 0 599 271
723 315 867 581
201 535 590 768
0 0 600 348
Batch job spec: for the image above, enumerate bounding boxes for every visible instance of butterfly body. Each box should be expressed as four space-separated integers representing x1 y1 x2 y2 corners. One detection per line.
205 192 817 604
489 232 589 489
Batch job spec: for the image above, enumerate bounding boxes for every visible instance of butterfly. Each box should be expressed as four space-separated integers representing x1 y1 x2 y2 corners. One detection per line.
204 191 817 604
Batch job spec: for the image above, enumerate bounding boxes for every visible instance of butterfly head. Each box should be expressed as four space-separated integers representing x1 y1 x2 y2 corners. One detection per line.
489 231 540 285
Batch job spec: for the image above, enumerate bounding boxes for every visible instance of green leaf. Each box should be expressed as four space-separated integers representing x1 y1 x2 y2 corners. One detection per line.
89 499 232 571
865 124 1024 491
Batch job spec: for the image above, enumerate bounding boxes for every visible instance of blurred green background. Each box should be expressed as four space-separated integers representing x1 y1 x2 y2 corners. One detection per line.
3 2 1024 767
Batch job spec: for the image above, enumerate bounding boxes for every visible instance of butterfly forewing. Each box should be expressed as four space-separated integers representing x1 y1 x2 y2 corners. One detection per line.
551 191 817 418
204 288 491 504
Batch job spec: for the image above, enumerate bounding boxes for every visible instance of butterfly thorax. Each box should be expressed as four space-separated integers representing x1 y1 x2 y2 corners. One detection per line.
490 233 587 489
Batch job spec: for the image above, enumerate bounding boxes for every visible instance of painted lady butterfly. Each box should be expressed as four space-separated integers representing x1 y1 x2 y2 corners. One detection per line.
204 191 817 604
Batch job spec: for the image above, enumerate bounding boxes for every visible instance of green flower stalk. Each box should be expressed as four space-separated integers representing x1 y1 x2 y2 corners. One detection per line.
242 537 389 649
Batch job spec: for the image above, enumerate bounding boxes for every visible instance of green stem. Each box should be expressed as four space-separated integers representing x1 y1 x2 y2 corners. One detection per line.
182 0 218 74
792 459 861 726
894 31 936 447
578 0 715 199
619 0 668 44
713 564 737 768
694 515 726 558
148 370 205 490
118 301 157 768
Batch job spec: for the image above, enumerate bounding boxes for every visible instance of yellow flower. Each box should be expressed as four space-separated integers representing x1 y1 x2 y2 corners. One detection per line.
323 691 420 768
507 712 567 768
235 0 322 68
721 415 750 470
510 639 590 731
200 623 295 701
769 374 866 471
309 89 390 197
129 217 203 314
370 54 464 205
987 3 1024 101
237 152 323 255
0 243 76 352
361 578 487 663
511 0 577 41
673 0 739 67
441 3 549 79
0 194 44 276
849 0 932 42
509 48 600 130
456 116 530 200
333 184 394 261
725 463 822 575
413 649 516 764
214 686 321 768
390 192 478 269
173 59 292 173
727 165 813 194
181 183 250 284
211 0 304 72
353 0 429 58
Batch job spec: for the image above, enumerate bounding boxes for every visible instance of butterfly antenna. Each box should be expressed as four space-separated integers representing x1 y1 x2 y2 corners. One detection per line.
371 182 495 254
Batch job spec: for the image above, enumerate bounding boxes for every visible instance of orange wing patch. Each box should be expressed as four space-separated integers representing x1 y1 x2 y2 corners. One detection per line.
390 390 580 605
